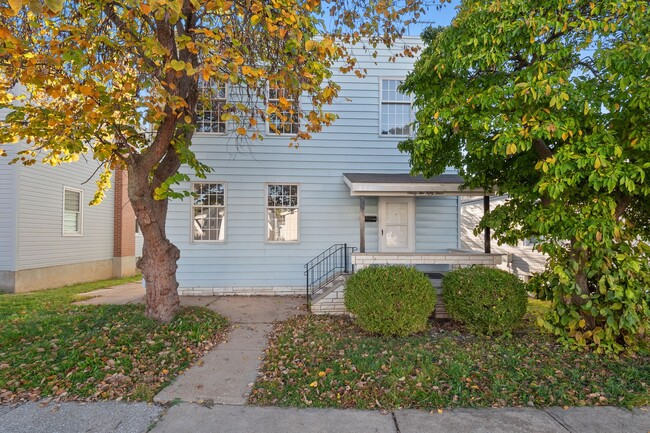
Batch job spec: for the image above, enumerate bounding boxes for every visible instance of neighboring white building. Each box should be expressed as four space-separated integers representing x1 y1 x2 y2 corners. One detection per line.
461 196 546 281
0 123 140 292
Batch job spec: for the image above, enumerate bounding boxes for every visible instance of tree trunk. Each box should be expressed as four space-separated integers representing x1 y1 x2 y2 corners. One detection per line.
570 243 595 330
128 162 180 322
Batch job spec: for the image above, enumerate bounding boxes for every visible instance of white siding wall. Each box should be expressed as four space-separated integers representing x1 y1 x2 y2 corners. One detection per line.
0 136 17 272
167 38 461 289
16 158 115 270
461 197 546 279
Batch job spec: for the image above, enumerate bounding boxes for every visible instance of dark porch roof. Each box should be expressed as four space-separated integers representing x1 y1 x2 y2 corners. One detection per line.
342 173 489 197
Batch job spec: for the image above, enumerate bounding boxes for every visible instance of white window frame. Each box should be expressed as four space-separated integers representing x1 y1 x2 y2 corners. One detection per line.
379 77 413 138
62 187 83 236
266 85 300 136
265 183 300 243
195 80 228 134
190 181 227 243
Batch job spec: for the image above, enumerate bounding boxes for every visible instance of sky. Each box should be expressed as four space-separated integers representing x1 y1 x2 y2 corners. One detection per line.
403 0 461 36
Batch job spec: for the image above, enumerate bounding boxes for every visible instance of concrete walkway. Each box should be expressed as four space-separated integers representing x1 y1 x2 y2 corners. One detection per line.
77 282 305 405
154 296 305 405
1 402 647 433
78 282 306 404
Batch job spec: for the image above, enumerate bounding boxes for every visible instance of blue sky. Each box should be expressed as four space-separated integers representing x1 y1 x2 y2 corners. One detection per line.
403 0 461 36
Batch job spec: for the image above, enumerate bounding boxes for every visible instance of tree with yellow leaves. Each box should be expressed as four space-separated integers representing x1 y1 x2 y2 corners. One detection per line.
0 0 425 321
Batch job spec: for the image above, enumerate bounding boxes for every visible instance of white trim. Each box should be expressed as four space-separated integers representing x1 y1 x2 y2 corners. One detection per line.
378 77 413 138
264 182 300 244
190 181 227 243
194 80 229 135
378 197 415 253
62 186 83 236
343 176 489 197
265 84 301 136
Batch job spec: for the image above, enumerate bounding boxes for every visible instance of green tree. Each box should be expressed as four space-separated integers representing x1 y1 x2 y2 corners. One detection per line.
400 1 650 353
0 0 425 321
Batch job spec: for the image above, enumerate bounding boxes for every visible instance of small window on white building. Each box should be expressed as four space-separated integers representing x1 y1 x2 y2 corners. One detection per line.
196 80 227 133
380 79 412 136
267 86 300 134
266 184 299 242
192 182 226 242
63 188 83 235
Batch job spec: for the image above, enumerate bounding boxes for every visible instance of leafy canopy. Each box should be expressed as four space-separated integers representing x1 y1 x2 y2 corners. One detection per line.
400 0 650 353
0 0 425 201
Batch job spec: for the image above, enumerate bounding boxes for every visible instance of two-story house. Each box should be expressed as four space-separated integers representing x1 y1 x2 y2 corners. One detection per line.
166 38 501 313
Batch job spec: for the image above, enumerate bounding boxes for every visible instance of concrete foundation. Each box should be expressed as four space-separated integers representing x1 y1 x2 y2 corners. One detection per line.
0 271 16 293
112 256 138 278
178 286 304 296
4 259 115 293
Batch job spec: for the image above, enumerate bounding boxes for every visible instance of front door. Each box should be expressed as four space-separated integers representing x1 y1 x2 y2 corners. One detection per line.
378 197 415 252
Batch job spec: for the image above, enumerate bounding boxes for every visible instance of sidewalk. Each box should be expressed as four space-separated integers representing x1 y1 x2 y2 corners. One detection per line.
0 402 647 433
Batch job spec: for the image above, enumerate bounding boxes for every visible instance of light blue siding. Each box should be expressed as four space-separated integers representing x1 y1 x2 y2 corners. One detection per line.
167 38 461 290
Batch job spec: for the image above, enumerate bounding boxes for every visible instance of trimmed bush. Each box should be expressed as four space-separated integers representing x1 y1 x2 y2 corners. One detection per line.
344 265 436 336
442 266 527 335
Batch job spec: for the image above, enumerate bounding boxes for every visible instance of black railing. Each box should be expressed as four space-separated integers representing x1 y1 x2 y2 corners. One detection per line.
305 243 357 300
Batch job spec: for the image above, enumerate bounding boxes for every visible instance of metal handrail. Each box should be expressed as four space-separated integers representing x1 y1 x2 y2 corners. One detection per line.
304 243 357 300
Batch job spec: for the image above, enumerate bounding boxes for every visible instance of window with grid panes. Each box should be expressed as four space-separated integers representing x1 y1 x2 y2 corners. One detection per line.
268 86 300 134
192 183 226 241
266 184 298 242
380 79 412 136
196 80 227 133
63 188 82 235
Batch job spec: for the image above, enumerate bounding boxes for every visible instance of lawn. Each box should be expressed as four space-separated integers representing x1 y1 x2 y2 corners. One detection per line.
0 277 228 403
250 300 649 410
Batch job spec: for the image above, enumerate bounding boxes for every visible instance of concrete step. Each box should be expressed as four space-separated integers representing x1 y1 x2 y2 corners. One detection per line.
310 274 350 305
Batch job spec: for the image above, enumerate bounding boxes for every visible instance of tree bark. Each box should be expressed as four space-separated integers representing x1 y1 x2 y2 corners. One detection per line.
570 242 595 330
128 159 180 322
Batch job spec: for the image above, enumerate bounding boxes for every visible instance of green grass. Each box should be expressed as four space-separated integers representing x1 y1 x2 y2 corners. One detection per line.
250 301 649 410
0 277 228 403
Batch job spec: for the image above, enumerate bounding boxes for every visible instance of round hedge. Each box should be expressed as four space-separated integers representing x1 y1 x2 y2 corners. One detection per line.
441 266 527 335
344 265 436 336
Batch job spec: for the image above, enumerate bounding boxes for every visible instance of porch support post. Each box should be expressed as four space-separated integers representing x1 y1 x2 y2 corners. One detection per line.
359 197 366 253
483 195 491 254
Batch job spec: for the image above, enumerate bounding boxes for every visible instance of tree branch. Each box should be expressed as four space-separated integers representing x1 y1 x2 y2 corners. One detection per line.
532 137 554 160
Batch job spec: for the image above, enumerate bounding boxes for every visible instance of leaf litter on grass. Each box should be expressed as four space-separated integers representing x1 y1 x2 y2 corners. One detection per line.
250 315 650 410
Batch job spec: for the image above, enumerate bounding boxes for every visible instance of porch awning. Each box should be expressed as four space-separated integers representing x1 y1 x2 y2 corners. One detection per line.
342 173 489 197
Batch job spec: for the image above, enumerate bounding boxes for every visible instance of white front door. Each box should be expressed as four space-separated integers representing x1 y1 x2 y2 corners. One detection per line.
379 197 415 252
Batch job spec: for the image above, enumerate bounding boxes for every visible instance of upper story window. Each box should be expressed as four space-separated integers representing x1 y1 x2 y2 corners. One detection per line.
192 182 226 242
380 78 412 136
196 80 227 133
267 86 300 135
266 184 299 242
63 187 83 236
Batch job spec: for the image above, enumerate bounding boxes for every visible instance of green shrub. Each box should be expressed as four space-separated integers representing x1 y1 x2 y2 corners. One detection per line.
344 265 436 336
442 266 527 335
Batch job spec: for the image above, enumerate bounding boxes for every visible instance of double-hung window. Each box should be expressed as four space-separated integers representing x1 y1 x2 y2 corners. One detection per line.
266 184 299 242
196 80 227 133
267 86 300 134
192 182 226 242
63 187 83 235
380 78 412 136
